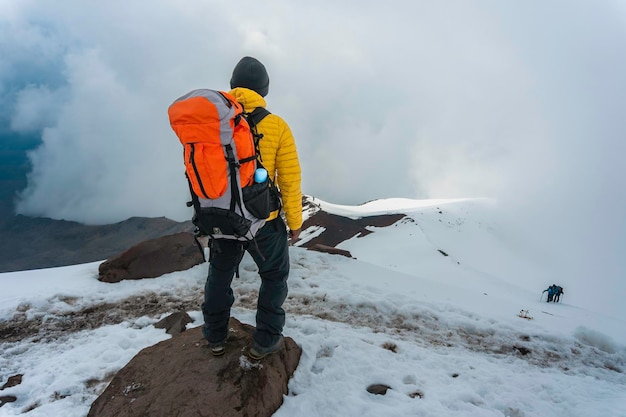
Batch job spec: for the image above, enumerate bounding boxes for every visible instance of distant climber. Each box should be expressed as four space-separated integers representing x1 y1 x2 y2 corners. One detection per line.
553 285 564 303
543 284 564 303
543 285 554 302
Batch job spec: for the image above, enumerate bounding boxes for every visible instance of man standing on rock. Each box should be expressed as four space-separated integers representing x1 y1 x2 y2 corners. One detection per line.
202 56 303 359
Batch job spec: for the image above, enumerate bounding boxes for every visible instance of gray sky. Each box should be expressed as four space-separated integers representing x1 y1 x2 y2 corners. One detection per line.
2 1 625 315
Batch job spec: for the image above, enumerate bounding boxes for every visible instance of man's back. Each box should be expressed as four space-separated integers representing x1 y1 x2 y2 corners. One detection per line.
198 57 303 359
229 86 302 233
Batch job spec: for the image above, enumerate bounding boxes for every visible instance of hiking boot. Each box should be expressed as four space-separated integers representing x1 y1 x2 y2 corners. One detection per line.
210 345 225 356
208 337 227 356
248 336 284 360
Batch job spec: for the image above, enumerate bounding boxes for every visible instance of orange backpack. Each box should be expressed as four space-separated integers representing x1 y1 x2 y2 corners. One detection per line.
168 89 271 241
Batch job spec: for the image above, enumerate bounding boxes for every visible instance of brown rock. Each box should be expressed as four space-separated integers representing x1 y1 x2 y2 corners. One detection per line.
0 395 17 407
308 244 353 258
87 318 301 417
98 232 205 283
409 390 425 399
154 312 194 335
1 374 23 390
366 384 391 395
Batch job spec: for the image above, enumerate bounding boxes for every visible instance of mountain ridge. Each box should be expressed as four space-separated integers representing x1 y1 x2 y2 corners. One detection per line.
0 195 410 273
0 214 194 273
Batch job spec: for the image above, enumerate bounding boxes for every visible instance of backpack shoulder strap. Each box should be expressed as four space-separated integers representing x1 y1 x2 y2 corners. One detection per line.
242 107 282 213
241 107 271 162
248 107 271 128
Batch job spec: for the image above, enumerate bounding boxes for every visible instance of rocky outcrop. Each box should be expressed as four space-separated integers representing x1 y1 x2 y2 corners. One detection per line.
0 395 16 408
308 243 353 258
0 374 22 408
154 311 194 335
0 374 22 390
98 232 205 283
299 209 405 250
87 318 301 417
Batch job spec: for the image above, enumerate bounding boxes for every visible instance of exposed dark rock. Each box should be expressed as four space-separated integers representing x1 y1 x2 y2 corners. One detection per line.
1 374 23 390
299 209 405 250
98 232 204 283
0 374 20 409
154 312 194 335
87 318 301 417
366 384 391 395
0 395 17 408
308 244 352 258
381 342 398 353
409 390 424 399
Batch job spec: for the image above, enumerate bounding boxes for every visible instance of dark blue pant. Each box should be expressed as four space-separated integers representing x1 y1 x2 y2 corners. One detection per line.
201 218 289 348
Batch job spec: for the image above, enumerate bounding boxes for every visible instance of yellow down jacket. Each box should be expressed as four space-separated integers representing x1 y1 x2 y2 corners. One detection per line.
229 87 303 231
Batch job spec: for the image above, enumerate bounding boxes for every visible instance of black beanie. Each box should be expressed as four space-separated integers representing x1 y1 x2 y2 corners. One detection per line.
230 56 270 97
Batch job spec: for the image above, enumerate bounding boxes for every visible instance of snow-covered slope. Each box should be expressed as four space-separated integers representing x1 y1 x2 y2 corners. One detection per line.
1 197 624 416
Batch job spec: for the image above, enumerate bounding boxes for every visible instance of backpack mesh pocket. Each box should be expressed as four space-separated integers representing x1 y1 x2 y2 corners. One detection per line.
242 181 270 219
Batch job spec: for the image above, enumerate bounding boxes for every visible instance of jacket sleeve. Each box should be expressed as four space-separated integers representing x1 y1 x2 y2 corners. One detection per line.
275 120 303 231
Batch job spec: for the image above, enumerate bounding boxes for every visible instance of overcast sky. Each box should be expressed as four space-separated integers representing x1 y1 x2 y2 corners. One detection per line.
2 0 626 300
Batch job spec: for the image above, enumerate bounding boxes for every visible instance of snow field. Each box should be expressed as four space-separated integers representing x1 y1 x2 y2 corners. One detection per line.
1 198 625 416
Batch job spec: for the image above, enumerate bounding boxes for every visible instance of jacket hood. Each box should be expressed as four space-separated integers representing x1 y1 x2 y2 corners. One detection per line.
229 87 267 112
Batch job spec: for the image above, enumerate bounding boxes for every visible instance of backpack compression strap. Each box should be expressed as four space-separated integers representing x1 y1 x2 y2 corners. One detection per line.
224 144 242 212
239 107 271 164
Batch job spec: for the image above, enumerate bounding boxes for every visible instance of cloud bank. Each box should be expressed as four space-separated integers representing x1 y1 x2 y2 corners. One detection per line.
2 0 625 314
